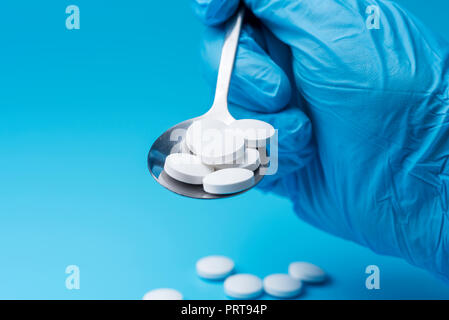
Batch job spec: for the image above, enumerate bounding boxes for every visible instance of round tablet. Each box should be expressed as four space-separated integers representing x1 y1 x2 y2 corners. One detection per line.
143 288 183 300
186 119 226 155
229 119 275 148
215 148 260 171
164 153 214 185
263 274 302 299
203 168 254 195
288 262 327 283
224 274 263 299
196 255 235 280
186 119 245 165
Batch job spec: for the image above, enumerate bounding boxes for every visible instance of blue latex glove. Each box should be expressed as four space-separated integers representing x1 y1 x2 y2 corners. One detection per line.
192 0 449 281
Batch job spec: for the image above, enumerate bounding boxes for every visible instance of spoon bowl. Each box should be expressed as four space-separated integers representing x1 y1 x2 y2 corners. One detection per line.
147 118 264 199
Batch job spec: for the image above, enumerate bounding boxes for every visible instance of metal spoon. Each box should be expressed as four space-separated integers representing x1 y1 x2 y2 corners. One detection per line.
147 7 263 199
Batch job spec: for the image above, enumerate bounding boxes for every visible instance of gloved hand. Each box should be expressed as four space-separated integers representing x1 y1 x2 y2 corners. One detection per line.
192 0 449 281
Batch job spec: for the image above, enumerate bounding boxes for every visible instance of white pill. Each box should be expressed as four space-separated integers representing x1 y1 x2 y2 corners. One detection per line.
143 288 183 300
186 119 245 165
186 119 226 155
196 255 235 280
224 274 263 299
229 119 275 148
288 262 327 283
263 274 302 299
203 168 254 195
215 148 260 171
164 153 214 185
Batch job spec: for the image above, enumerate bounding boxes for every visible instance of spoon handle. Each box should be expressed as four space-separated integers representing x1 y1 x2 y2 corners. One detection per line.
209 7 245 120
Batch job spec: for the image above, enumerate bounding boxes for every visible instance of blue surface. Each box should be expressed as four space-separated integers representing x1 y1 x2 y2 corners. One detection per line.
0 0 448 299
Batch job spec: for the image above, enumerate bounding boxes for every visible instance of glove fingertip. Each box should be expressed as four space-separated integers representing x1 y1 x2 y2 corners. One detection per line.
259 60 292 112
232 45 292 113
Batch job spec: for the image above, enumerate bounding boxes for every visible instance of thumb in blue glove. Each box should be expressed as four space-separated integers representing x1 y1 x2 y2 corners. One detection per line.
192 0 449 282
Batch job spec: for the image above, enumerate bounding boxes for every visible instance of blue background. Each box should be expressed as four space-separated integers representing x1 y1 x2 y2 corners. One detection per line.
0 0 448 300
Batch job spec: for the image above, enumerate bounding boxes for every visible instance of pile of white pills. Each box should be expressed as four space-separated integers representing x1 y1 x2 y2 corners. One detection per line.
163 118 274 195
143 256 327 300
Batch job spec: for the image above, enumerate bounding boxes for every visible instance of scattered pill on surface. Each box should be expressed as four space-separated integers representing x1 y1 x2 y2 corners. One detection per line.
164 153 214 185
224 274 263 299
288 262 327 283
203 168 254 195
263 274 303 299
196 255 235 280
143 288 183 300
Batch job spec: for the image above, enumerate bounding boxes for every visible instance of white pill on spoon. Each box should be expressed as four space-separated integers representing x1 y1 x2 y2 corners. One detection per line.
229 119 275 148
203 168 254 195
186 119 226 155
164 153 214 185
186 119 245 165
215 148 260 171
